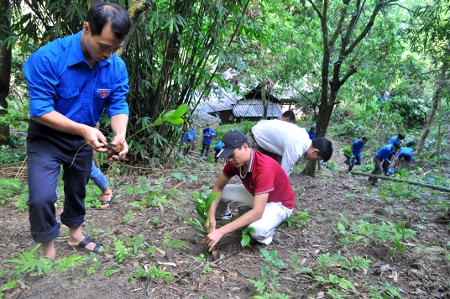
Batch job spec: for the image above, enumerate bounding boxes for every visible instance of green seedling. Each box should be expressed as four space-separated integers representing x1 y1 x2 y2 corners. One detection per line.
113 236 131 263
54 254 88 272
247 248 288 298
126 236 147 255
241 227 256 248
187 191 220 235
123 209 137 224
162 231 191 249
129 265 174 282
103 267 120 277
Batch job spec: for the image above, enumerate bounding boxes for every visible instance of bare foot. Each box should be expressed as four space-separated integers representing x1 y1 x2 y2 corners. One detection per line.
42 240 56 260
100 188 113 208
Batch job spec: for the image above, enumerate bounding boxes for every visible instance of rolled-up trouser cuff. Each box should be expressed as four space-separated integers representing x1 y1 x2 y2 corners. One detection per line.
61 214 85 229
31 223 60 243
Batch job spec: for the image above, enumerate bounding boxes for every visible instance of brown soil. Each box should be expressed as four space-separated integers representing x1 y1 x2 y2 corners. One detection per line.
1 143 450 299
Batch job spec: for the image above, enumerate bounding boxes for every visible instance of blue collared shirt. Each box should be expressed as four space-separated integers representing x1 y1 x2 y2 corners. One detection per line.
398 147 413 162
351 139 365 156
202 128 216 145
388 136 400 145
24 31 129 127
376 144 398 162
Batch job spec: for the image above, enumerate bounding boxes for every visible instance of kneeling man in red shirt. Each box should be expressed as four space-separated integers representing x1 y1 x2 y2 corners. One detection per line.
204 130 295 251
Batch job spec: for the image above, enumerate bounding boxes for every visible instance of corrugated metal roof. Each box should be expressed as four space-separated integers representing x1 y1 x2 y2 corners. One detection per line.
198 84 241 113
233 100 283 118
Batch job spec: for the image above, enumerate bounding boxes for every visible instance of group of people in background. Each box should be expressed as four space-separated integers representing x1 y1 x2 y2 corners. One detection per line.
347 133 414 186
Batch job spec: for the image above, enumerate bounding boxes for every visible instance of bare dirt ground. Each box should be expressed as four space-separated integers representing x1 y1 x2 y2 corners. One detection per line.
1 140 450 299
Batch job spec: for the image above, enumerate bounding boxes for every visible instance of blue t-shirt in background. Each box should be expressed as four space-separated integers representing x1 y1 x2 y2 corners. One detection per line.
183 128 196 142
202 128 216 145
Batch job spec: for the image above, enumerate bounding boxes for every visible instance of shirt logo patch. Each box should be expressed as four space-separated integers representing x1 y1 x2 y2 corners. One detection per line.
97 89 112 98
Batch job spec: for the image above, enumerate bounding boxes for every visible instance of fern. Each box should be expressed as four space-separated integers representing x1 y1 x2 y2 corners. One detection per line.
7 245 54 276
113 236 131 263
54 254 87 271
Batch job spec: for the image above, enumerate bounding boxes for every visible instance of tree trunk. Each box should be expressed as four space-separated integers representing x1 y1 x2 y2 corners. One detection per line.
261 83 268 119
0 0 11 143
417 61 447 153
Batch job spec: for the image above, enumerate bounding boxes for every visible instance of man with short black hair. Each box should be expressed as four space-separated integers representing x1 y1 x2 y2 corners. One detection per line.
348 136 369 172
280 110 295 122
247 120 333 176
24 1 131 259
204 130 295 251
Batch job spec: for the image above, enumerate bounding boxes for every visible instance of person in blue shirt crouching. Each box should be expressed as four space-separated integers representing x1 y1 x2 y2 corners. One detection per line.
395 147 414 169
368 142 400 186
388 133 405 145
348 136 369 172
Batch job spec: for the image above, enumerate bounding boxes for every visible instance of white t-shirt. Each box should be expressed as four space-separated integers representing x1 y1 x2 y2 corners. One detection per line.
251 119 312 176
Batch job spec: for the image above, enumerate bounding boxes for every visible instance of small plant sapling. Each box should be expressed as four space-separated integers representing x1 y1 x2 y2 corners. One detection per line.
187 191 220 259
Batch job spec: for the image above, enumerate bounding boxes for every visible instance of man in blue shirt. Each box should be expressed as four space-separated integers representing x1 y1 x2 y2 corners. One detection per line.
308 125 316 140
388 133 405 145
395 147 414 168
368 142 400 186
182 122 196 155
200 124 217 161
348 136 369 172
24 2 131 260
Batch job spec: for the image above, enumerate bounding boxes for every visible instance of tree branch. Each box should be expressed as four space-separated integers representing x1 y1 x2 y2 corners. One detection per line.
306 0 324 21
344 0 398 56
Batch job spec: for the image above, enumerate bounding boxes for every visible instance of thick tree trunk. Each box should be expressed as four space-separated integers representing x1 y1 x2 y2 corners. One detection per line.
261 83 268 119
417 62 447 153
0 0 11 142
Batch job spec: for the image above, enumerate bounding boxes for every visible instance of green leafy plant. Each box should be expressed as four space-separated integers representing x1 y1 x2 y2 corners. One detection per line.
147 218 159 229
113 236 131 263
0 279 21 298
170 172 185 181
0 178 23 205
337 217 417 254
162 231 191 249
54 254 88 272
7 245 54 276
123 209 137 224
103 267 120 277
342 146 353 160
129 265 174 282
247 248 288 298
126 236 147 255
241 227 256 248
187 190 220 235
85 256 100 276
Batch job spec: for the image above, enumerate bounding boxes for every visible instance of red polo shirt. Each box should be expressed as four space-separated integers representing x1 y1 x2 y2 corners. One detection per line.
222 150 295 209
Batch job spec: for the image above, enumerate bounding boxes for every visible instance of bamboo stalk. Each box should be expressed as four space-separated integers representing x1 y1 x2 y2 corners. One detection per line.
350 172 450 193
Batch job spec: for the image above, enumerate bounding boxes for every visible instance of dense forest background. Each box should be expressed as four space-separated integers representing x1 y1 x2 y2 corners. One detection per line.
1 0 449 171
1 1 450 298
